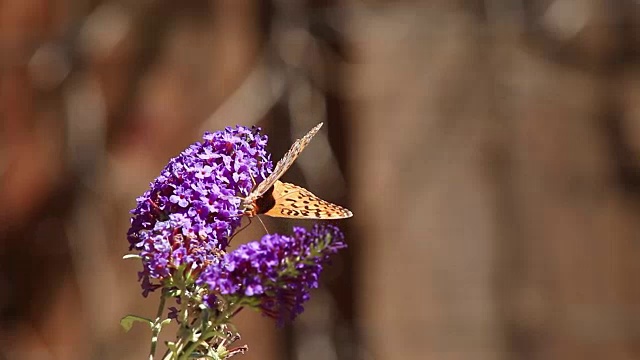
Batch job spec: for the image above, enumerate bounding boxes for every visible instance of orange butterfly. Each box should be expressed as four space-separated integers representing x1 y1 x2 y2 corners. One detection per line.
242 123 353 219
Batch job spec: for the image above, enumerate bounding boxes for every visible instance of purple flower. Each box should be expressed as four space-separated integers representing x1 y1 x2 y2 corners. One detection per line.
127 126 272 296
198 224 346 324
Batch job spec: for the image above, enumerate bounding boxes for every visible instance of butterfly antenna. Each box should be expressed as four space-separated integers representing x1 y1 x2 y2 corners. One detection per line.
256 215 270 235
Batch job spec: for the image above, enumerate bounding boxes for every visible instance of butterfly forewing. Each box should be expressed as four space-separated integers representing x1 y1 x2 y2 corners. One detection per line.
246 122 324 202
261 181 353 219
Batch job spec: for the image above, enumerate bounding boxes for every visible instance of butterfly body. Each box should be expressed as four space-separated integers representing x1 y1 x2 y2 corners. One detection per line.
241 123 353 220
243 184 276 217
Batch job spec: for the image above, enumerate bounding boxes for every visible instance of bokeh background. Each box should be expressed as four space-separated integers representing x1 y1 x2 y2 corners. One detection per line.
2 1 640 359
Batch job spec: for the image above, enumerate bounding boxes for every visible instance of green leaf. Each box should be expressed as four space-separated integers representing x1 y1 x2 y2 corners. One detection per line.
122 254 141 260
120 315 153 332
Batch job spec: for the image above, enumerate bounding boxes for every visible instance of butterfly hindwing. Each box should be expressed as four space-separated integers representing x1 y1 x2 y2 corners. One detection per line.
261 181 353 219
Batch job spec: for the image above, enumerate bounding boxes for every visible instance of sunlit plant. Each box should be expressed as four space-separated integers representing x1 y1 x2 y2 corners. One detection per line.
122 125 348 359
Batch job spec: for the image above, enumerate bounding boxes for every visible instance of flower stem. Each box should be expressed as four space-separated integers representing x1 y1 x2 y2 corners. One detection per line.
149 291 167 360
177 338 202 360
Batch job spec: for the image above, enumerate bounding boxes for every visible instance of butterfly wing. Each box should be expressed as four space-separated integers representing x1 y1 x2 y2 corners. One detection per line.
262 181 353 219
246 123 323 202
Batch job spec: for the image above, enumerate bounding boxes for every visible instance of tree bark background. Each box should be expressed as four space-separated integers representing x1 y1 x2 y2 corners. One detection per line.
347 2 640 359
2 1 640 360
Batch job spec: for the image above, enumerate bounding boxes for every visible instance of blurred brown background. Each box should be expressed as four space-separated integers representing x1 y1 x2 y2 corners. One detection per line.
2 1 640 359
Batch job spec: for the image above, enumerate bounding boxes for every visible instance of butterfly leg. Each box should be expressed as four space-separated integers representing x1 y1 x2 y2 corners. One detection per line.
229 216 252 243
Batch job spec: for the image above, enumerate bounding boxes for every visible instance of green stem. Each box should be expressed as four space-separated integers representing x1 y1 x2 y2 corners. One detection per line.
176 315 210 358
175 303 233 359
177 337 203 360
171 279 195 358
149 291 168 360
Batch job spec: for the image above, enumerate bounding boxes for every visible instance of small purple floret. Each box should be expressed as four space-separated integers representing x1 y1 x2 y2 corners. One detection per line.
198 224 347 324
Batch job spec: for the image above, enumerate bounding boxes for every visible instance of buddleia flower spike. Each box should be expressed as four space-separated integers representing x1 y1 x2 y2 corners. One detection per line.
122 124 351 360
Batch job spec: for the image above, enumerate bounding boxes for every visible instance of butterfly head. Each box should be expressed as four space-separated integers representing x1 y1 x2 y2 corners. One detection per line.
241 201 257 217
240 184 277 217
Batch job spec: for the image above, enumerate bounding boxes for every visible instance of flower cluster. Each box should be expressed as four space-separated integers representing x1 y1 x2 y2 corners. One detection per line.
127 126 272 295
123 123 350 360
198 224 346 324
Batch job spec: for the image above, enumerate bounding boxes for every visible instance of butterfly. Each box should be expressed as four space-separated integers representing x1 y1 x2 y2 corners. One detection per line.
241 122 353 219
